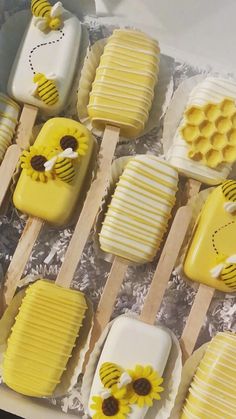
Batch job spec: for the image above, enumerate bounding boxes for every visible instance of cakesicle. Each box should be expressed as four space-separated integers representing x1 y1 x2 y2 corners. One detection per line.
3 279 88 397
88 29 160 138
1 117 95 311
8 1 81 116
89 316 172 419
184 180 236 293
0 93 20 164
181 332 236 418
13 117 95 225
167 77 236 185
99 155 178 263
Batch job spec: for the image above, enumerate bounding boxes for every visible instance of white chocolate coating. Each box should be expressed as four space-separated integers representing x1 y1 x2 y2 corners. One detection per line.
167 77 236 184
99 155 178 263
88 316 172 419
7 10 81 115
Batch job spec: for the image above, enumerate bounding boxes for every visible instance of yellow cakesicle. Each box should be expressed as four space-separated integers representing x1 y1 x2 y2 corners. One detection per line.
13 117 95 225
3 279 87 397
181 332 236 418
88 29 160 138
184 180 236 292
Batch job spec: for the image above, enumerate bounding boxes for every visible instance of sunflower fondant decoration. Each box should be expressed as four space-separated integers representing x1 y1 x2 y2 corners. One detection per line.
91 385 130 419
126 365 164 408
21 146 54 182
51 125 89 157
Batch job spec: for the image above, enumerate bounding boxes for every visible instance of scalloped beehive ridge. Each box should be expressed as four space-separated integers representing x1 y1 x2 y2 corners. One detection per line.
180 98 236 168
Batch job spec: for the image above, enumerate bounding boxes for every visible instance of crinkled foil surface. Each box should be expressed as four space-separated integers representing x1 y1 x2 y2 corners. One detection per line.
0 1 235 416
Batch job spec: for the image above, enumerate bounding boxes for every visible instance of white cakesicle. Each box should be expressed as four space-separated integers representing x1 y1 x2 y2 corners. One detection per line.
166 77 236 185
88 316 172 419
8 9 81 115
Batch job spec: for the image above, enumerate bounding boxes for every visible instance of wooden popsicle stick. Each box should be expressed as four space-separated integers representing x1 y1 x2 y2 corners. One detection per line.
84 257 129 365
56 125 120 288
0 105 38 208
180 285 215 361
0 217 44 315
140 205 192 325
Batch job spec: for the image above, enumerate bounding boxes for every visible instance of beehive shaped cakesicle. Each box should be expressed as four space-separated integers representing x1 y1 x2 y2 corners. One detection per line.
167 77 236 185
3 280 88 397
99 155 178 263
181 332 236 418
88 29 160 138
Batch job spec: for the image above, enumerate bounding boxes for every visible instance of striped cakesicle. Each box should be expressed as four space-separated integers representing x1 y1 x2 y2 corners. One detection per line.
3 279 88 397
181 332 236 419
99 155 178 263
88 29 160 138
0 93 20 163
167 77 236 185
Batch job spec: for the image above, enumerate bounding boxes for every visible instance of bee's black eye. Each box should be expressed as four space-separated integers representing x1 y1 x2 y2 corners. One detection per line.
60 135 78 151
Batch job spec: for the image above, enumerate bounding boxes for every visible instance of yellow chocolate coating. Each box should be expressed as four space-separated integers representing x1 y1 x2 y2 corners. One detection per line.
184 181 236 292
13 117 94 225
88 29 160 138
181 332 236 418
3 280 87 397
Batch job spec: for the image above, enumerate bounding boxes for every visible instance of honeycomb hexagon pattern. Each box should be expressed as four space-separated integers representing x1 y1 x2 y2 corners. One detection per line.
180 98 236 168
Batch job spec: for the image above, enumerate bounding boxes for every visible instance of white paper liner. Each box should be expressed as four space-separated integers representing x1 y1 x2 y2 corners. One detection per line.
77 38 175 140
0 278 94 398
169 343 208 419
81 313 182 419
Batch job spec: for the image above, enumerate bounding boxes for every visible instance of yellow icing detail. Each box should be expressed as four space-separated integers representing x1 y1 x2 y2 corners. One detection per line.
0 93 20 163
181 98 236 168
99 156 178 263
31 0 62 31
99 363 123 389
181 332 236 419
91 385 130 419
13 118 94 225
126 365 164 407
184 181 236 292
88 29 160 138
3 279 87 397
33 73 59 106
20 146 54 183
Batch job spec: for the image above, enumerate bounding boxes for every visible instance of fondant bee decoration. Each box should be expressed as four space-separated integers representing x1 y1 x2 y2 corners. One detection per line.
222 180 236 213
99 362 132 392
210 253 236 290
32 73 59 106
44 147 78 184
31 0 64 31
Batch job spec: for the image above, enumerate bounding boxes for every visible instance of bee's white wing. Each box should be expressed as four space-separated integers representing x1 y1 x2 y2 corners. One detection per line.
33 16 48 31
50 1 64 18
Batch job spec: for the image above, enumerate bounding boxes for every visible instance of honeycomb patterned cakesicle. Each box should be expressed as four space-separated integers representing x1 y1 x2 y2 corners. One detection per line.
181 98 236 168
184 180 236 292
166 77 236 185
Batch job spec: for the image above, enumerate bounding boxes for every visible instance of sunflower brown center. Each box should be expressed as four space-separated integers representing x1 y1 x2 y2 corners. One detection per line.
102 396 119 416
133 378 151 396
30 155 47 171
60 135 78 151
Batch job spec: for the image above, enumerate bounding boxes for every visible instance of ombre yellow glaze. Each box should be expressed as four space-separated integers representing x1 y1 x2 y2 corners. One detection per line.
3 280 87 397
184 182 236 292
181 98 236 168
99 155 178 263
181 332 236 419
88 29 160 138
13 118 95 225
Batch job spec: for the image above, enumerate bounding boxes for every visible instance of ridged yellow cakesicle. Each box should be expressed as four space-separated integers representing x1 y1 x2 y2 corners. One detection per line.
99 155 178 263
88 29 160 138
184 180 236 292
181 332 236 418
3 280 87 397
0 93 20 163
13 117 95 225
